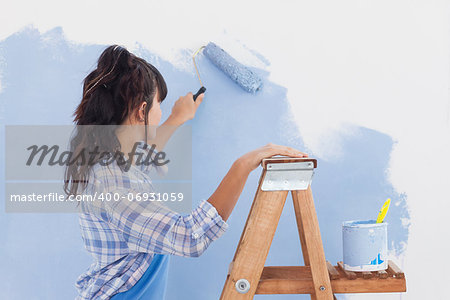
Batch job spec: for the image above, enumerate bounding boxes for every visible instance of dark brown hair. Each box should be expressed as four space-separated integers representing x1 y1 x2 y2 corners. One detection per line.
64 45 167 197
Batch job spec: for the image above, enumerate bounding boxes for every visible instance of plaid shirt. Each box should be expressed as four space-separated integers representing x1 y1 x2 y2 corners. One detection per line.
75 141 228 300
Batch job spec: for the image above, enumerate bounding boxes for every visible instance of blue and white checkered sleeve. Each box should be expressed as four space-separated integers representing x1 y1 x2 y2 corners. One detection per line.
104 189 228 257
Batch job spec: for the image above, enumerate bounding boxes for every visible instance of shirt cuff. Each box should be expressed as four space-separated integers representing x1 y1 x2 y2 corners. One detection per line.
190 199 229 241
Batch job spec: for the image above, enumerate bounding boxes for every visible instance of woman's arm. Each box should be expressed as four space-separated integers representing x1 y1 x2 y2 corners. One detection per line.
207 143 308 221
206 159 250 222
146 92 203 151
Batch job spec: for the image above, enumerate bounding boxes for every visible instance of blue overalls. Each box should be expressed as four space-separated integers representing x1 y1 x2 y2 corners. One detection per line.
110 254 170 300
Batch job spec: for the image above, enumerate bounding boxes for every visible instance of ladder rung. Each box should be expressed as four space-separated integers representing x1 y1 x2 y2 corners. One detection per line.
256 266 406 294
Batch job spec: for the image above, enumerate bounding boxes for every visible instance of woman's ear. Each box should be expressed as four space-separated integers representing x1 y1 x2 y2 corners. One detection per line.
138 102 146 122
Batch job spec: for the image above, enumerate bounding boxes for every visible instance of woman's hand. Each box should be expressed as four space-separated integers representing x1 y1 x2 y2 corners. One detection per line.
237 143 308 173
168 92 204 126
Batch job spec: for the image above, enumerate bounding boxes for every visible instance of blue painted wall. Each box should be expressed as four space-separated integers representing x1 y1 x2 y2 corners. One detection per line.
0 26 409 299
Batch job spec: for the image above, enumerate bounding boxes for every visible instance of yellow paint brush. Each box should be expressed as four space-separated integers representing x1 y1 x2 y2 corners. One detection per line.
376 198 391 223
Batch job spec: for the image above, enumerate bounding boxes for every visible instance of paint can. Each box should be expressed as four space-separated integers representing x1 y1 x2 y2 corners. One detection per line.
342 220 388 272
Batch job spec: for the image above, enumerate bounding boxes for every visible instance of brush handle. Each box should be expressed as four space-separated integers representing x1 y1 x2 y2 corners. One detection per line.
193 86 206 101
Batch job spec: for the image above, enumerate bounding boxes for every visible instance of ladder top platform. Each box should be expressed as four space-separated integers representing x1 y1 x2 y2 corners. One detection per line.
261 156 318 169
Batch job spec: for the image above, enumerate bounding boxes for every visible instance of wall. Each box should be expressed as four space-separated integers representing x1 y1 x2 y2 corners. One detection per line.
1 1 449 299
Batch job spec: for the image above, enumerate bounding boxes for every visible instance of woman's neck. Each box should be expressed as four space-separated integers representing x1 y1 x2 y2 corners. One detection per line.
115 124 145 164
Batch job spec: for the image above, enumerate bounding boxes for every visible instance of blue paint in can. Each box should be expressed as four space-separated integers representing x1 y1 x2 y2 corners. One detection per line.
342 220 388 271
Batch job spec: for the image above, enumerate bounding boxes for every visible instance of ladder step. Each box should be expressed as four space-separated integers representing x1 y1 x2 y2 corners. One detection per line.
256 266 406 294
260 266 312 280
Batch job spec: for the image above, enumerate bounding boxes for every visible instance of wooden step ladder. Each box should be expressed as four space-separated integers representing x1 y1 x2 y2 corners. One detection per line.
220 157 406 299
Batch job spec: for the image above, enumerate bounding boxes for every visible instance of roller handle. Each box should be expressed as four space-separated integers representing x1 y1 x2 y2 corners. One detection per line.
193 86 206 101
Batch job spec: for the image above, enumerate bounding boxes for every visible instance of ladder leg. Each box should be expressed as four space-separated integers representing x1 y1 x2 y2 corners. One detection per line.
292 187 333 300
220 170 288 300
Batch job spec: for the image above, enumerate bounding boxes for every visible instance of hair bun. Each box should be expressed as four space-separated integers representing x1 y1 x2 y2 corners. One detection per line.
115 46 130 71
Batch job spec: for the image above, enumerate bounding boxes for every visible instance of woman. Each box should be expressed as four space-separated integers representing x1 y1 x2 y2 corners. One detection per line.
65 45 308 300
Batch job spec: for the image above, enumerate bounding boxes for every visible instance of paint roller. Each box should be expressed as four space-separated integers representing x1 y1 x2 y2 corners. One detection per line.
191 42 263 100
